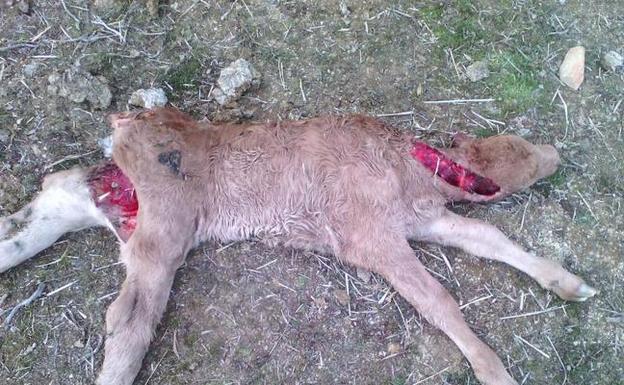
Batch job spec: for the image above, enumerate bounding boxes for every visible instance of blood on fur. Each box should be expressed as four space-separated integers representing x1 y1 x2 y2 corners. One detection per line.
87 162 138 241
410 141 500 196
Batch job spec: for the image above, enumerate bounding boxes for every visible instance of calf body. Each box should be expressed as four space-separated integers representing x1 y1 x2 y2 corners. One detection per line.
0 108 596 385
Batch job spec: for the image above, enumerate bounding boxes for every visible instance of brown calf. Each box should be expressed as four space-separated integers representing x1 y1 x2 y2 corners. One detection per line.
0 108 596 385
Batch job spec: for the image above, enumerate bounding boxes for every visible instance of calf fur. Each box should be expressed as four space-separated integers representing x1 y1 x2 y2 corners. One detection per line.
0 108 596 385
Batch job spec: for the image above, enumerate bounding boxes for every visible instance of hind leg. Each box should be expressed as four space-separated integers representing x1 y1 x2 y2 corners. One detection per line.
335 223 517 385
413 210 596 301
0 168 109 272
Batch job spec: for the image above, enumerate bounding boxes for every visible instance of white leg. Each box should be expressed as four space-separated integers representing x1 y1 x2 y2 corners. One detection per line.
414 210 597 301
0 168 109 272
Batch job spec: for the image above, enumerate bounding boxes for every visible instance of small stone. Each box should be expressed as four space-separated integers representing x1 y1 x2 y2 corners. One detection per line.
339 0 352 25
387 342 401 355
93 0 118 11
213 59 261 106
22 62 40 78
559 46 585 90
334 289 350 306
339 1 351 18
16 0 28 13
356 267 372 283
146 0 158 16
0 129 9 143
47 66 112 109
128 88 168 108
601 51 623 72
312 296 328 311
73 340 85 348
466 61 489 82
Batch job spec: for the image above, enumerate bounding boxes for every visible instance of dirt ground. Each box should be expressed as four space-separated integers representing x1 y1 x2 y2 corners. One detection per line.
0 1 623 384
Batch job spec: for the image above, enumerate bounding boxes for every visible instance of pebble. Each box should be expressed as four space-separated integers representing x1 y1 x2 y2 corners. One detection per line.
0 128 9 143
128 88 168 108
93 0 118 11
601 51 623 72
47 66 112 109
466 61 489 82
356 267 372 283
559 46 585 90
16 0 28 13
98 135 113 158
22 62 41 78
334 289 350 306
387 342 401 355
212 59 261 106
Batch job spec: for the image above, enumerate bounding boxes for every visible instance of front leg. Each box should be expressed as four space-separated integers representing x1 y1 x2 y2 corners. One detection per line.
337 234 517 385
413 210 597 301
97 229 190 385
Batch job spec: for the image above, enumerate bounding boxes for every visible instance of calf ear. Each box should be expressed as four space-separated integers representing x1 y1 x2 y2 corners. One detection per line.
451 132 473 148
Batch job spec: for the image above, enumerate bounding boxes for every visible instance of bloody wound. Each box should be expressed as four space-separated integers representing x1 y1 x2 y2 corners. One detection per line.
410 141 500 196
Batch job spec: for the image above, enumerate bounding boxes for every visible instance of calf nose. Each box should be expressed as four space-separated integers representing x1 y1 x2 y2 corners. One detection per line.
537 144 561 177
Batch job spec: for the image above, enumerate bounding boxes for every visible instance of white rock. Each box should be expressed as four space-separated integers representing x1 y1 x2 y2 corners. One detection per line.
559 46 585 90
213 59 260 106
22 62 41 78
128 88 168 108
0 128 9 143
98 135 113 158
601 51 623 72
466 61 489 82
47 66 112 109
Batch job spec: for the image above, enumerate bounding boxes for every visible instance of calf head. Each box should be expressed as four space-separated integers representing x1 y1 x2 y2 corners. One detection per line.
440 133 561 202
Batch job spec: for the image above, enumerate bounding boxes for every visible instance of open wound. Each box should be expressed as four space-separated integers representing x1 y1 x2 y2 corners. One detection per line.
87 162 138 241
410 141 500 196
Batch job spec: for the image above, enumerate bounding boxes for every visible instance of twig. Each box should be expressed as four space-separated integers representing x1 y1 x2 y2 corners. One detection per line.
500 305 567 320
518 192 532 232
0 43 38 52
92 16 125 44
46 280 78 297
423 98 495 104
471 110 505 127
60 0 81 25
448 48 460 79
577 191 598 221
4 283 45 328
30 26 52 42
459 294 493 310
514 334 550 358
278 59 286 90
376 110 414 117
255 258 277 270
414 366 451 384
44 150 98 171
143 350 169 385
393 298 410 339
220 0 238 20
546 336 568 385
299 78 307 103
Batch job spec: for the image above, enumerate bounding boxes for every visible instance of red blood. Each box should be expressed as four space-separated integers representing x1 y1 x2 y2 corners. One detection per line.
410 141 500 196
87 162 138 241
